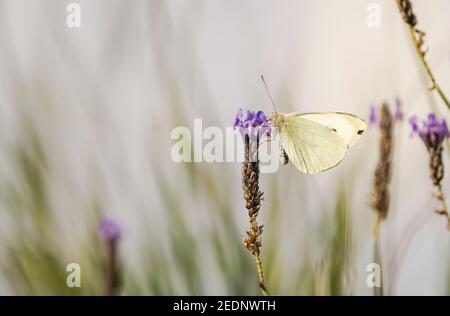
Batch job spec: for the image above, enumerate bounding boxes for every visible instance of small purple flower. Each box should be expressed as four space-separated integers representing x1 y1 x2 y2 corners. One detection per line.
98 217 121 241
233 108 271 138
409 113 450 148
369 105 378 125
394 98 404 121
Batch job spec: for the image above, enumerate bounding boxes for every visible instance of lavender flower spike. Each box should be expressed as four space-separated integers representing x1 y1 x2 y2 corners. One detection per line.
99 217 122 295
409 113 450 149
234 107 270 295
98 217 121 241
410 113 450 229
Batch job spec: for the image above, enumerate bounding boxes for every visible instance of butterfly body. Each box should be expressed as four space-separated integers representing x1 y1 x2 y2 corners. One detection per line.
271 111 366 174
279 147 289 166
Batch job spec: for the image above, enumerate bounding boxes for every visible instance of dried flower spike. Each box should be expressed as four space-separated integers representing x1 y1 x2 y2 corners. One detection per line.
234 108 270 295
410 114 450 229
396 0 450 109
371 104 394 227
396 0 417 27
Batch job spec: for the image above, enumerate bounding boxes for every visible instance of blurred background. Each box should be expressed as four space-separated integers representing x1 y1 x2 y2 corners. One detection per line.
0 0 449 295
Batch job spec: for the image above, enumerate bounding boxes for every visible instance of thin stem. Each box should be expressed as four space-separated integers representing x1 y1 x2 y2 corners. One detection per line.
435 184 450 229
103 239 120 296
254 250 269 296
407 26 450 110
372 214 381 239
373 215 384 296
373 239 384 296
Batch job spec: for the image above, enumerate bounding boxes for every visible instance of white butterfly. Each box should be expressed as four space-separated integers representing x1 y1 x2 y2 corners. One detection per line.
271 111 366 174
261 76 366 174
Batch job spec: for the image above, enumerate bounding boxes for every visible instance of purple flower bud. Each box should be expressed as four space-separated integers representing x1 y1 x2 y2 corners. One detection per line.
369 105 378 125
409 113 450 148
98 217 121 241
233 108 271 138
409 116 419 133
233 109 244 129
394 98 404 122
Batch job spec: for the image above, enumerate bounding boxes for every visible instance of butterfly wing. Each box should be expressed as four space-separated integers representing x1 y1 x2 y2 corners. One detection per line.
280 116 348 174
288 112 366 147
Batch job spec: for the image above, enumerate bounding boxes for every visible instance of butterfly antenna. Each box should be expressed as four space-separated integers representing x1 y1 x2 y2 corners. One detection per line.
261 75 277 112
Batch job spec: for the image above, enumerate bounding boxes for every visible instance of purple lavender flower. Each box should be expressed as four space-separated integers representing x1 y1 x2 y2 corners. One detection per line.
394 98 404 121
410 113 450 229
369 105 378 125
235 107 270 294
409 113 450 148
98 217 121 241
234 108 271 138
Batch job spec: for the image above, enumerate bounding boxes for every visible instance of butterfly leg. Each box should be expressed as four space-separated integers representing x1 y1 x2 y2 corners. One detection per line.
259 136 274 145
